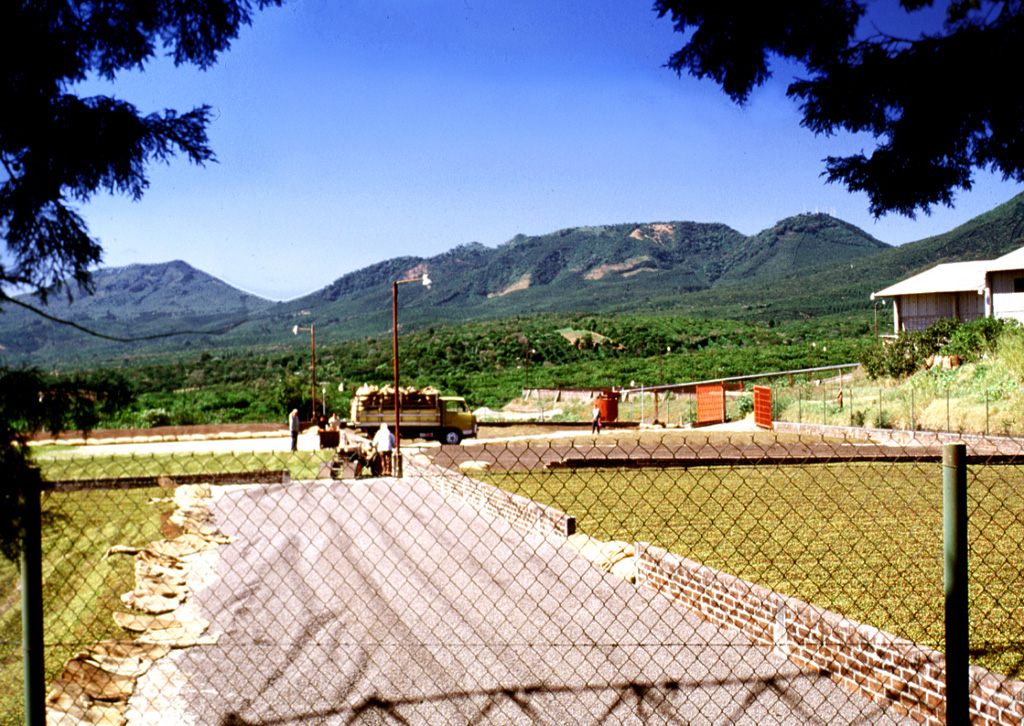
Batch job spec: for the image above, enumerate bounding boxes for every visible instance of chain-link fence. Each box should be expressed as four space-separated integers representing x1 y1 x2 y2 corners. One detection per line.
3 429 1024 725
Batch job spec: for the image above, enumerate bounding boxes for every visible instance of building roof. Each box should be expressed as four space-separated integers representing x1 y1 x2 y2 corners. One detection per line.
989 246 1024 271
870 260 989 299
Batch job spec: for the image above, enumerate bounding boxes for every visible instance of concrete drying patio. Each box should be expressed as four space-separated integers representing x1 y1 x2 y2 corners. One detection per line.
122 472 914 725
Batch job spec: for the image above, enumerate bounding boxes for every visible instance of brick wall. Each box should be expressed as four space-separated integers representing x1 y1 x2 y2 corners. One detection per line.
414 463 575 540
636 542 1024 725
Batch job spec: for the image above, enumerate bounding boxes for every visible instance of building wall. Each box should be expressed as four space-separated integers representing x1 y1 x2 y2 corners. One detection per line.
897 291 985 332
990 270 1024 323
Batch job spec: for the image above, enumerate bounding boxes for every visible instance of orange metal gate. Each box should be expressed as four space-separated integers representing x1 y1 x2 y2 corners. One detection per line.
754 385 773 430
695 382 725 425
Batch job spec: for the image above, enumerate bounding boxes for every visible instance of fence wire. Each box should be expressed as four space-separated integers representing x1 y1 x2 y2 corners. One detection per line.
3 428 1024 725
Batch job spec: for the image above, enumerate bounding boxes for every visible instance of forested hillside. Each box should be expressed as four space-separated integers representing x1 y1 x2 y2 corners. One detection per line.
2 192 1023 363
74 313 870 428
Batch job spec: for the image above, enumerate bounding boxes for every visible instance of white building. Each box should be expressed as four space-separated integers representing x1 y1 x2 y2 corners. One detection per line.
871 247 1024 333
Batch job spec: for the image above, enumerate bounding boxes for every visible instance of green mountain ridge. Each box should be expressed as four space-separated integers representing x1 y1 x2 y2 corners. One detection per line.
3 194 1023 363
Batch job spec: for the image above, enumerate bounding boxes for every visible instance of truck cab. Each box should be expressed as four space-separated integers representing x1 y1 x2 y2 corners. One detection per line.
440 396 477 444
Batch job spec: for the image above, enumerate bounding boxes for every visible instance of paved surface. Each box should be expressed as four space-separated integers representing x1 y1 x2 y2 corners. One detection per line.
129 474 914 725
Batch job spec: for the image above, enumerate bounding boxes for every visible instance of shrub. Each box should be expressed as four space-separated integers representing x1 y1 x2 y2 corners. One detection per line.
862 332 927 379
941 317 1008 362
862 317 1013 380
918 317 960 353
138 408 172 428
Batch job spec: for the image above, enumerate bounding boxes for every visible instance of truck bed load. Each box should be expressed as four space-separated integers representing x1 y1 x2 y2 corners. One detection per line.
352 385 441 411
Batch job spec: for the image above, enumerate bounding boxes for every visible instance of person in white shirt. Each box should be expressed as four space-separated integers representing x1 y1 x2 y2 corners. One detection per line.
372 424 396 475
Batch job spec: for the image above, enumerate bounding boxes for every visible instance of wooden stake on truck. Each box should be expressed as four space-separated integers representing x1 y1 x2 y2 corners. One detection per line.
350 385 477 445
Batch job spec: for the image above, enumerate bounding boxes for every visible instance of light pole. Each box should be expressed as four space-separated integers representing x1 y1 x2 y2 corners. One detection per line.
656 346 670 420
292 324 315 422
874 299 887 344
393 273 432 477
526 348 535 399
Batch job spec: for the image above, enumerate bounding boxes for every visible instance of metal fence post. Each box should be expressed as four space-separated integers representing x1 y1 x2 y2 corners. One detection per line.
22 470 45 726
943 442 969 725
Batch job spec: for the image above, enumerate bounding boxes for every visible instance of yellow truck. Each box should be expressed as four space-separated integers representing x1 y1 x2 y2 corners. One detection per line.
350 386 477 445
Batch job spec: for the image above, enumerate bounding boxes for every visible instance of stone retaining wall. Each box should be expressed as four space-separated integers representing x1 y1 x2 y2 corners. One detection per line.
635 541 1024 726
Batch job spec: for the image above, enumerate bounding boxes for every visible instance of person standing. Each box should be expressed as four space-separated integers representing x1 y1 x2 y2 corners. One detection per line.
591 403 602 434
289 409 300 452
372 423 396 476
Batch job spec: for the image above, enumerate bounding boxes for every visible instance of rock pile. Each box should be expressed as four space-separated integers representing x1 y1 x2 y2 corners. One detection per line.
45 484 232 726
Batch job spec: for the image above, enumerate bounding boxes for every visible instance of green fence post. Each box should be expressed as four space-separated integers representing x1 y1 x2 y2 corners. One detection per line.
943 442 969 725
22 470 45 726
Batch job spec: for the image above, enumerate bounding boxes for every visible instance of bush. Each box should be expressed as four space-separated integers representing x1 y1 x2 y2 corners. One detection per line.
917 317 960 353
736 395 754 417
862 332 927 379
138 408 172 427
863 318 1014 380
941 317 1009 362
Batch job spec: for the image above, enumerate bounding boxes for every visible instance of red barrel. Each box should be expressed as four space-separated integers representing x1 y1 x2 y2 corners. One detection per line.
595 389 620 422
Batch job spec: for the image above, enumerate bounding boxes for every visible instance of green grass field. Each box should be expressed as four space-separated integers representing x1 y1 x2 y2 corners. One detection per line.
1 448 333 723
485 460 1024 678
31 448 337 482
0 485 171 725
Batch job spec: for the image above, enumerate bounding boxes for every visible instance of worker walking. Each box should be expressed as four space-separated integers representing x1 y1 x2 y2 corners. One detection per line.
372 423 396 476
289 409 300 452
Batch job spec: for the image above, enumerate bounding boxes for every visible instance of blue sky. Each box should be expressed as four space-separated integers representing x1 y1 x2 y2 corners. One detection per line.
77 0 1021 301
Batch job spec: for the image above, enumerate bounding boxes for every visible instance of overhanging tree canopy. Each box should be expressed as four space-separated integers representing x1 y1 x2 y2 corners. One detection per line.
654 0 1024 217
0 0 280 561
0 0 281 302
